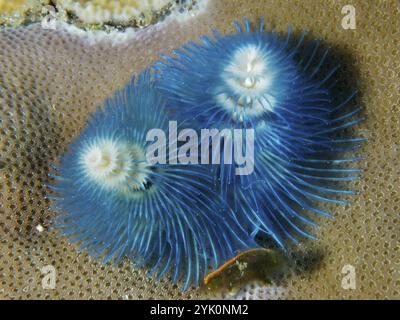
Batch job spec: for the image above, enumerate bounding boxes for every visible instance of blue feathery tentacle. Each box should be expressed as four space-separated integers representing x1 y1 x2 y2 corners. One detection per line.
154 17 365 248
48 70 259 291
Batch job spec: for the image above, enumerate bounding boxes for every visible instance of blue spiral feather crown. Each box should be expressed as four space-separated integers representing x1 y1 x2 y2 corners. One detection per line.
154 17 365 248
48 71 259 291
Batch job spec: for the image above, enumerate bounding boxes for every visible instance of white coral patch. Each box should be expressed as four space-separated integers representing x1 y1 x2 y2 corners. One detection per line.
80 138 149 194
218 45 276 120
59 0 170 25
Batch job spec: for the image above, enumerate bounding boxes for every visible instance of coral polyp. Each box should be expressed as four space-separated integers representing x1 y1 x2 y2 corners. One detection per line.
155 18 365 248
49 70 258 290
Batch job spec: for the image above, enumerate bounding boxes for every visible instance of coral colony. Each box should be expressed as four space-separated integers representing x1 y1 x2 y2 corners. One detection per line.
50 18 364 290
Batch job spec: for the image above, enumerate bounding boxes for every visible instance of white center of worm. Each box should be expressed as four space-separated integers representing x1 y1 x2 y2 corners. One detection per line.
81 139 150 194
217 45 276 120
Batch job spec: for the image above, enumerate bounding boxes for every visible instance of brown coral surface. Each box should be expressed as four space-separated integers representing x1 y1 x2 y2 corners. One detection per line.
0 0 399 299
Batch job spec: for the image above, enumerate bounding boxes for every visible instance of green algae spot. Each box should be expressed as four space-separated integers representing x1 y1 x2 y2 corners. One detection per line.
0 0 46 27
